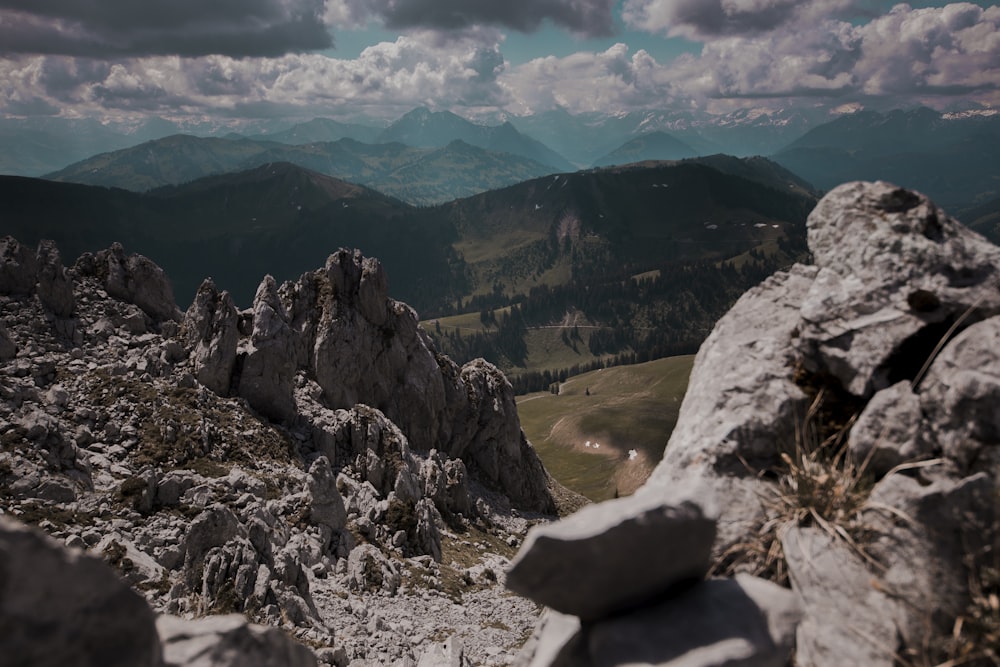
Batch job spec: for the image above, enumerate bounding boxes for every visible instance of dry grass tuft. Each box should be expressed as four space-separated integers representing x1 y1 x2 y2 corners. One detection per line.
712 388 871 583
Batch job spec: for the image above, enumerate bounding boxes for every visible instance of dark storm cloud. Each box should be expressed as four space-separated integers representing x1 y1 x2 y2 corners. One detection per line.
0 0 332 57
359 0 616 37
622 0 855 39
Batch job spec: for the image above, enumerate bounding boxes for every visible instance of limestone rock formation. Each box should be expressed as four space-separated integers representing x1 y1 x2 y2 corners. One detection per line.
183 279 238 396
0 236 38 295
35 239 75 318
77 242 183 323
510 181 1000 666
185 247 555 514
236 275 297 421
0 237 552 665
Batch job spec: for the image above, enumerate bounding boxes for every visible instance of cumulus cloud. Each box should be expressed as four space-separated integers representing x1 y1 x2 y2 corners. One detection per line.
618 1 1000 106
1 2 997 120
622 0 855 40
853 3 1000 96
0 32 511 119
501 43 686 114
325 0 616 37
501 2 1000 114
0 0 332 57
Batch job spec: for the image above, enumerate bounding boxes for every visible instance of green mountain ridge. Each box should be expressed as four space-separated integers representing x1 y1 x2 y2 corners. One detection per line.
1 164 462 312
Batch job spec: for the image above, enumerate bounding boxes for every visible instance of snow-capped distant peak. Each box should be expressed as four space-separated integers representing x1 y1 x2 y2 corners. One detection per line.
942 109 999 120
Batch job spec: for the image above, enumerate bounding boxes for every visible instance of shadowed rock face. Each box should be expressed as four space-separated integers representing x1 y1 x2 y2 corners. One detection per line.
0 517 318 667
510 181 999 667
0 516 163 667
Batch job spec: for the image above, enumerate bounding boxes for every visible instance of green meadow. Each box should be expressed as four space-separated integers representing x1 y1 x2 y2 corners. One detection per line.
516 355 694 502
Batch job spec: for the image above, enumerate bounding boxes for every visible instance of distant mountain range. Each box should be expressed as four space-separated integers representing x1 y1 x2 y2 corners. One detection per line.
44 134 563 206
0 104 834 180
591 131 699 167
8 103 999 220
772 107 1000 210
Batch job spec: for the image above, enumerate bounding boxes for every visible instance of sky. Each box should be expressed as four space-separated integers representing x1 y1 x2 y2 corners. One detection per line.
0 0 998 127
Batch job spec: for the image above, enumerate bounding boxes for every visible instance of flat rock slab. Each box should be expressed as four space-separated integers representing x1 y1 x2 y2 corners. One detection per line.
587 574 800 667
506 494 716 620
157 614 317 667
781 526 898 667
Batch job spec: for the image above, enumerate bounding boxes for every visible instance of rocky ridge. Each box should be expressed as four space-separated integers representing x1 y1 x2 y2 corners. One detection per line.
509 181 999 666
0 237 565 665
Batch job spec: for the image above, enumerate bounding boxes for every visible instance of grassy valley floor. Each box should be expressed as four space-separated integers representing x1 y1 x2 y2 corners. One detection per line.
516 355 694 501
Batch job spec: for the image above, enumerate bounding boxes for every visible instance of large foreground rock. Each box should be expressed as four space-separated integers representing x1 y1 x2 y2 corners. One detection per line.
510 181 1000 666
639 181 1000 664
587 575 800 667
0 516 162 667
506 495 715 620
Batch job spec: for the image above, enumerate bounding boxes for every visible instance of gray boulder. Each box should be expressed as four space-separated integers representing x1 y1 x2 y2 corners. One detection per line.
515 575 800 667
865 471 996 652
782 526 899 666
346 543 401 594
640 264 819 549
846 380 927 475
799 181 1000 397
0 516 162 667
506 494 716 621
416 636 467 667
637 181 1000 665
307 455 347 534
182 504 243 579
93 243 182 323
919 315 1000 474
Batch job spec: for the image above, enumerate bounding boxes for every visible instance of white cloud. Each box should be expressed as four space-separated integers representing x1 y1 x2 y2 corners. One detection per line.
0 33 511 120
853 3 1000 96
501 43 684 114
1 2 997 121
620 1 1000 107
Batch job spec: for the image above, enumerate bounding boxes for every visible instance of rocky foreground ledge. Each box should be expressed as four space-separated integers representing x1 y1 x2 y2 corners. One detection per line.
508 181 999 666
0 240 570 665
